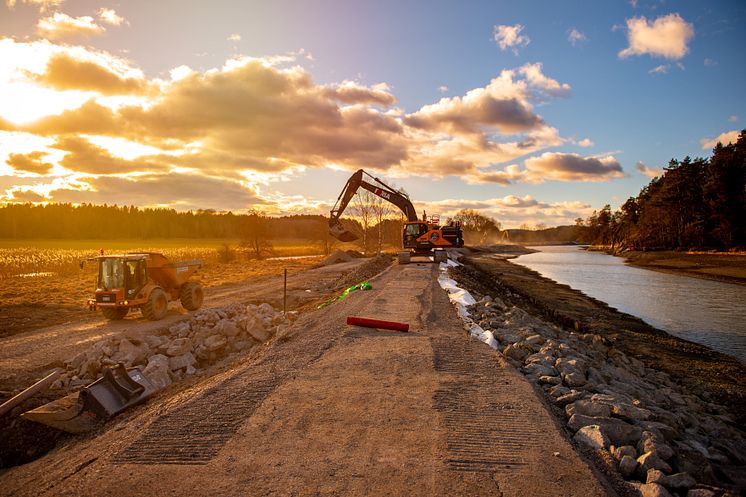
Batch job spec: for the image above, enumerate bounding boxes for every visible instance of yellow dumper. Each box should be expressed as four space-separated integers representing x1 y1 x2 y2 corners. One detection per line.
87 252 203 320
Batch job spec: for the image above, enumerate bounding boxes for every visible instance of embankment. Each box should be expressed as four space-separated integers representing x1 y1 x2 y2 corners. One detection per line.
450 253 745 495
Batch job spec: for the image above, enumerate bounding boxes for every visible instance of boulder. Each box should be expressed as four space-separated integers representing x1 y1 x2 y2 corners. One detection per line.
204 334 227 352
638 431 674 460
646 469 665 484
165 338 193 357
619 455 638 478
563 371 587 387
639 483 673 497
247 322 271 343
659 473 696 491
567 400 611 419
555 390 584 406
686 490 715 497
573 425 609 450
216 320 240 337
638 451 672 474
613 445 637 460
112 338 149 366
539 375 562 385
568 414 642 446
503 344 528 361
142 354 172 391
611 402 652 422
523 363 557 377
168 352 196 371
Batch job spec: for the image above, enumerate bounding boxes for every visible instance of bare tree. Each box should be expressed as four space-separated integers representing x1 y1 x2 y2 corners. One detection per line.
351 190 375 254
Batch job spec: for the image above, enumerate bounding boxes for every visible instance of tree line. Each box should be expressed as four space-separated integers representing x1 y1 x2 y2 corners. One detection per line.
577 130 746 251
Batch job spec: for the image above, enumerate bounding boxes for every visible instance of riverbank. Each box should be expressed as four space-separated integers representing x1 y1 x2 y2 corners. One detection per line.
590 248 746 286
450 252 746 495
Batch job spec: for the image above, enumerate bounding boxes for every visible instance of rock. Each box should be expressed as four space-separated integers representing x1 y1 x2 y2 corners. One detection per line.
539 375 562 385
185 365 197 376
165 338 193 357
523 363 557 377
112 338 149 366
548 384 570 398
619 455 638 478
204 334 227 351
143 335 166 350
563 371 587 387
232 340 254 351
686 490 715 497
142 354 172 391
168 352 196 371
286 311 299 321
638 431 674 460
573 425 609 450
613 445 637 460
67 351 87 370
637 451 672 474
503 344 528 361
611 402 652 422
659 473 696 491
635 420 678 442
216 320 240 337
639 482 673 497
555 390 584 406
567 400 611 418
568 414 642 446
646 469 665 483
247 322 271 343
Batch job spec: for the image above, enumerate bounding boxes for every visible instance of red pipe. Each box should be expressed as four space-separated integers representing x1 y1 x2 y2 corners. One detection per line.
346 316 409 332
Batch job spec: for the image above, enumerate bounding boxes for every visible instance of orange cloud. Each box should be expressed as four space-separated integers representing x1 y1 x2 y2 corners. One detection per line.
6 151 54 174
32 53 149 95
619 13 694 60
37 12 105 39
51 135 168 174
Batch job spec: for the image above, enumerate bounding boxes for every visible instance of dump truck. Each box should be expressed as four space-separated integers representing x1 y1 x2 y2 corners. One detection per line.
329 169 464 263
86 252 203 320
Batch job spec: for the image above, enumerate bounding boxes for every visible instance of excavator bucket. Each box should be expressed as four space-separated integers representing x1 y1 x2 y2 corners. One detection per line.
329 219 359 242
22 365 155 434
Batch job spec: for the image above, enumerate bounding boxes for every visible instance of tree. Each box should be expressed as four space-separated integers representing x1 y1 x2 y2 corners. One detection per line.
239 210 273 259
452 209 501 245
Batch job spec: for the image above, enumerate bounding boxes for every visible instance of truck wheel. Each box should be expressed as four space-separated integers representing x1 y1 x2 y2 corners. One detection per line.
398 251 410 264
101 306 128 320
141 288 168 320
180 282 204 311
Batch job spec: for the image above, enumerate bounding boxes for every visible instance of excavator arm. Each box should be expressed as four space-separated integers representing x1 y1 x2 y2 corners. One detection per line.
329 169 418 242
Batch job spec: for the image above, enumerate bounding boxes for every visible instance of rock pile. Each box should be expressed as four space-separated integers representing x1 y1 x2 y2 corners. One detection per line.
53 303 297 393
466 294 745 497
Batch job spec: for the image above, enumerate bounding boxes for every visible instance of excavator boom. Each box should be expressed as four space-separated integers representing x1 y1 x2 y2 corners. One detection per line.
329 169 417 241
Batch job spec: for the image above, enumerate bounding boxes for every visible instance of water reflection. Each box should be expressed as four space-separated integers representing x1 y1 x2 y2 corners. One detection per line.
513 245 746 363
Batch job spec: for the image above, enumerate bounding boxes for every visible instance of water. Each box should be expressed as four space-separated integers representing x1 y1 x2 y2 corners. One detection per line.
512 245 746 364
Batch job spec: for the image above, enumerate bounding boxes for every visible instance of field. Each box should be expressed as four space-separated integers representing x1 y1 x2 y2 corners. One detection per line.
0 238 354 336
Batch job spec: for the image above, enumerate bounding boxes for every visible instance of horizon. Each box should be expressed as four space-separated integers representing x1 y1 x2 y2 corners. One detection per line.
1 0 744 229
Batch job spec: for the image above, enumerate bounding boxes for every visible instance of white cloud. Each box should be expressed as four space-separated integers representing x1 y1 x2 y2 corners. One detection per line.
227 33 241 42
618 13 694 60
97 8 127 26
649 64 669 74
494 24 530 54
37 12 105 39
437 85 448 93
635 161 663 178
568 29 587 46
700 130 740 149
6 0 63 11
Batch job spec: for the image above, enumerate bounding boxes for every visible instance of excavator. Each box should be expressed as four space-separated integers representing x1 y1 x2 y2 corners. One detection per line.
329 169 463 263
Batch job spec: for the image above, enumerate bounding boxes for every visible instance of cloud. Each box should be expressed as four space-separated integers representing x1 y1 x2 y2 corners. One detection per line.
524 152 624 182
6 151 54 174
618 13 694 60
700 130 740 149
568 29 587 46
97 8 127 26
37 12 105 39
649 64 669 74
728 115 738 123
50 135 169 174
6 0 63 11
325 81 396 106
635 161 663 178
437 85 448 93
31 52 149 95
704 58 718 67
494 24 530 54
518 63 570 97
577 138 594 147
227 34 241 42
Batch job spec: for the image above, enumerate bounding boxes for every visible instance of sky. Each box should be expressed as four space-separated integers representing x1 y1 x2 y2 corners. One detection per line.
0 0 744 228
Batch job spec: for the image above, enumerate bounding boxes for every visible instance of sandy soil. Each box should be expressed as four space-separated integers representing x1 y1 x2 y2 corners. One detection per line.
0 258 616 497
616 250 746 285
459 253 746 423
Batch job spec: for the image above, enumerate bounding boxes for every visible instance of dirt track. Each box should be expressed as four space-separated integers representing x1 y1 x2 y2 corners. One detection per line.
0 260 614 497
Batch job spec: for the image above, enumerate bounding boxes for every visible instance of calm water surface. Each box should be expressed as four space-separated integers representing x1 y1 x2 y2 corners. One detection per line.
513 245 746 363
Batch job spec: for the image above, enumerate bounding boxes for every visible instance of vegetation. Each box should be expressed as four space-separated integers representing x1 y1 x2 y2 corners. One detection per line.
452 209 501 245
578 130 746 251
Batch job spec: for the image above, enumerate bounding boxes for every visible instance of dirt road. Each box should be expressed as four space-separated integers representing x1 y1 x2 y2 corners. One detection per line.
0 261 613 497
0 258 375 390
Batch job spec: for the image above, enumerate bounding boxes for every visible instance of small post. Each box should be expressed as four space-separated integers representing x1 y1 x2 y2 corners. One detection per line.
283 268 287 315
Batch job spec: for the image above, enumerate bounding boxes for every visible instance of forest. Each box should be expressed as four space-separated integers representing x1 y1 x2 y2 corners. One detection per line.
578 130 746 251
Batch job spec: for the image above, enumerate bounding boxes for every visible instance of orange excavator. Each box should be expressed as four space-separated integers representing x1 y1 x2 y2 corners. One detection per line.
329 169 463 263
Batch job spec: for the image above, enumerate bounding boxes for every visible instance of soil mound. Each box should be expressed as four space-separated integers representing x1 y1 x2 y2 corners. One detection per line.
322 250 354 266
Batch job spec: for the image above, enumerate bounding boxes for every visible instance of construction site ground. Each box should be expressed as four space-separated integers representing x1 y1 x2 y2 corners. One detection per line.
0 258 614 497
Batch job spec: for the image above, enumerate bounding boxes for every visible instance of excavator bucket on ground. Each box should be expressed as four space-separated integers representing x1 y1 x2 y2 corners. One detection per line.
22 365 155 434
329 219 359 242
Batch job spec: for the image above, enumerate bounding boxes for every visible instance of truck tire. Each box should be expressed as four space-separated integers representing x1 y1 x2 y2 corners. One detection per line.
180 282 204 311
101 306 128 320
398 251 410 264
141 288 168 320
